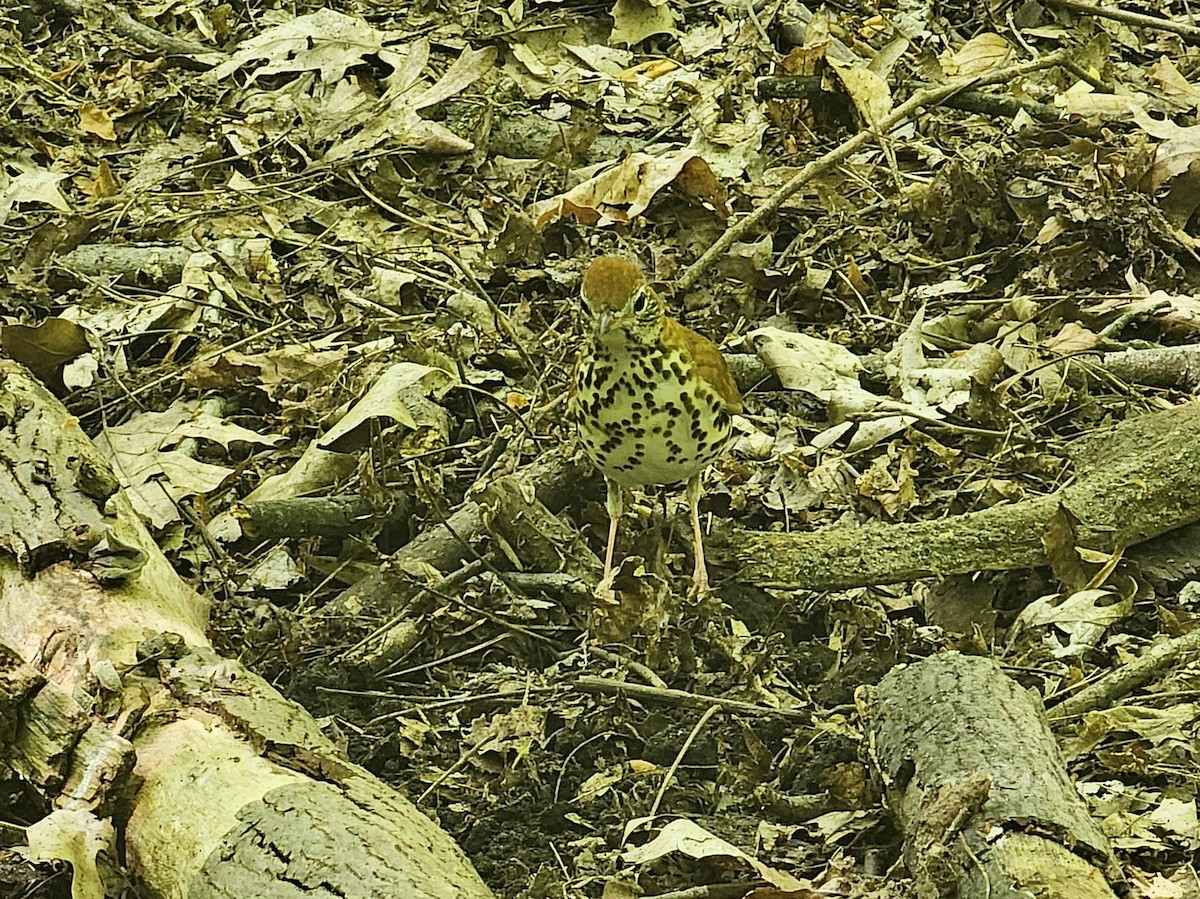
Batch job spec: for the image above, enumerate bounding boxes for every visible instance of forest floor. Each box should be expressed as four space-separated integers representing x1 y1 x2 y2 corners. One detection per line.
4 0 1200 896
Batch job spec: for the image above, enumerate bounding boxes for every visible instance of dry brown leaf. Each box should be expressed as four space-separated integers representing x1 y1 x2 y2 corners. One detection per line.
940 32 1013 78
531 150 725 227
78 102 116 140
828 61 891 124
1148 55 1200 111
1044 322 1102 353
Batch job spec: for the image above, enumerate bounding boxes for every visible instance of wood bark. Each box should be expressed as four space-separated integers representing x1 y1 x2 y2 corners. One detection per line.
868 653 1119 899
0 360 493 899
333 454 600 670
327 451 594 620
235 495 384 539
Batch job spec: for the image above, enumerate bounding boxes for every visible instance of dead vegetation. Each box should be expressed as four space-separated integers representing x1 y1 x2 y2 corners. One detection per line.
4 0 1200 896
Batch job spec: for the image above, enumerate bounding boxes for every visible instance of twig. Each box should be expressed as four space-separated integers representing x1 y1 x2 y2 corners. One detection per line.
1097 298 1173 338
347 170 474 241
646 705 720 822
1061 58 1114 94
49 0 225 62
680 48 1073 293
587 646 669 690
417 736 497 804
1046 0 1200 40
757 77 1064 122
574 675 808 719
1048 625 1200 721
437 248 539 373
78 321 291 423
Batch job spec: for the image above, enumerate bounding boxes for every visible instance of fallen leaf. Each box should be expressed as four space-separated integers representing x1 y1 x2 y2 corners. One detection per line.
609 0 678 47
206 9 387 83
4 167 72 214
828 61 891 124
941 32 1012 78
532 150 726 227
79 102 116 140
318 361 455 452
622 818 805 892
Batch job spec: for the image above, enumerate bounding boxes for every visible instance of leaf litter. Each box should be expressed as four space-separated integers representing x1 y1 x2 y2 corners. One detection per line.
4 0 1200 896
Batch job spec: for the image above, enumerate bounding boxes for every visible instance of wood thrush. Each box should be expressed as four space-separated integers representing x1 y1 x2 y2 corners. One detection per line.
569 256 742 595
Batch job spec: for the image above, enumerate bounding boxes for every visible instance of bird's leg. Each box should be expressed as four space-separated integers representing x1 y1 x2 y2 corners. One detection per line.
686 473 709 596
602 478 625 583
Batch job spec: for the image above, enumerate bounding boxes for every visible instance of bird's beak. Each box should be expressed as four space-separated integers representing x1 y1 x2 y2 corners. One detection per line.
596 311 614 335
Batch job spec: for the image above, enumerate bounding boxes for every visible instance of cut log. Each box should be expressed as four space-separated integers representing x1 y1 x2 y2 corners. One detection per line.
0 360 494 899
867 653 1119 899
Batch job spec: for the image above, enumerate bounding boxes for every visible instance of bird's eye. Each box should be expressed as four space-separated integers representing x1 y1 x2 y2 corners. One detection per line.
630 288 650 315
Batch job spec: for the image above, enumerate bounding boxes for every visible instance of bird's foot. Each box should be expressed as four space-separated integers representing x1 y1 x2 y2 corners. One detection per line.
687 567 711 601
594 567 618 603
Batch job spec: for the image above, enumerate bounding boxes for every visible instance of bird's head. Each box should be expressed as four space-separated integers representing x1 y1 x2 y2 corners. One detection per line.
581 256 663 345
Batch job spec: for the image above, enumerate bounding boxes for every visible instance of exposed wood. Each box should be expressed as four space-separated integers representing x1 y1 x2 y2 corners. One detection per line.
1049 625 1200 721
235 495 384 539
0 359 494 899
479 475 601 585
328 451 594 621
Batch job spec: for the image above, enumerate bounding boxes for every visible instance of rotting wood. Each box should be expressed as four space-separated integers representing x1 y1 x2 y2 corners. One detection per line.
0 359 494 899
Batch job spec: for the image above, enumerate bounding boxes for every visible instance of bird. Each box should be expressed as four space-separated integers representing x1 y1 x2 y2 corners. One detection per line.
569 256 742 596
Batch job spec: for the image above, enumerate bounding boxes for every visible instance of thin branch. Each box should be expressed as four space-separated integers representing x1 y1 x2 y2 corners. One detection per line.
49 0 225 62
679 48 1073 293
1046 0 1200 41
757 76 1064 122
1049 625 1200 721
574 675 809 719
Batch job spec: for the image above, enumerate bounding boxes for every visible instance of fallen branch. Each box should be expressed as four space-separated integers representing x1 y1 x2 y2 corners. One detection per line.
756 76 1064 122
1072 343 1200 392
48 0 225 62
680 49 1073 292
1049 624 1200 721
327 450 592 623
1046 0 1200 41
574 675 808 720
715 400 1200 589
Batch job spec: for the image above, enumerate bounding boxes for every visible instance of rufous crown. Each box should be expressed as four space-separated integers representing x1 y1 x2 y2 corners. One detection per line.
581 257 645 312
